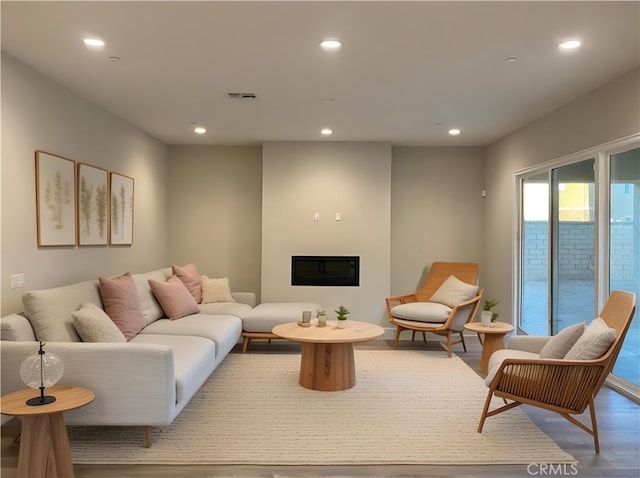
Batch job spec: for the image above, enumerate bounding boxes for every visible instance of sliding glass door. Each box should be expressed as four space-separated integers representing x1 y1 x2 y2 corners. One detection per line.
517 136 639 400
552 160 596 334
610 147 640 388
521 173 549 335
520 160 595 336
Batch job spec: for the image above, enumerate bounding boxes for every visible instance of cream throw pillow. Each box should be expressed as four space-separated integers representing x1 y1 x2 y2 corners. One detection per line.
429 275 479 308
72 302 127 343
539 322 585 359
202 277 235 303
564 317 616 360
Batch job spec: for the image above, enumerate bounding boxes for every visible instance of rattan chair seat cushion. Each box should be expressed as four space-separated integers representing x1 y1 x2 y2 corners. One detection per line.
484 349 539 385
391 302 451 323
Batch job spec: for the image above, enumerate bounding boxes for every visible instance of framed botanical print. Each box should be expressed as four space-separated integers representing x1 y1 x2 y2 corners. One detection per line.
77 163 109 246
35 151 76 246
109 172 134 245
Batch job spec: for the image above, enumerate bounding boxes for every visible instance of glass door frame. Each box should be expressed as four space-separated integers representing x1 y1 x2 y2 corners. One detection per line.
513 133 640 401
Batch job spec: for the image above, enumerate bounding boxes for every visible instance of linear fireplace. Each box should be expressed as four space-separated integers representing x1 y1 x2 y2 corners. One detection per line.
291 256 360 287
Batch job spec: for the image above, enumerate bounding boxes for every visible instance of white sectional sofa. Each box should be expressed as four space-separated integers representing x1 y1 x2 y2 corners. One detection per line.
0 266 255 447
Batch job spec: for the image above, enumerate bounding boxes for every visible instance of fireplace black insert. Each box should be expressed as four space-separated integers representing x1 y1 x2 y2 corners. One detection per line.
291 256 360 287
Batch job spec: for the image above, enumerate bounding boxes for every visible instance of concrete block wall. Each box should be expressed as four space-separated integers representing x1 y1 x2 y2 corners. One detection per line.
523 222 636 282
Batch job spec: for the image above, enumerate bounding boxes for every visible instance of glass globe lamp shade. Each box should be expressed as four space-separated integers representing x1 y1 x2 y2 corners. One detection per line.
19 342 64 405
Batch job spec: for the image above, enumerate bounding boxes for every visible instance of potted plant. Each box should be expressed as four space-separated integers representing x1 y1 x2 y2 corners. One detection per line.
335 305 350 328
316 309 327 327
481 299 499 326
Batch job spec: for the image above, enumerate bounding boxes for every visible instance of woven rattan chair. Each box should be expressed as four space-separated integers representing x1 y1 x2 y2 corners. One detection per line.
478 290 636 453
385 262 483 357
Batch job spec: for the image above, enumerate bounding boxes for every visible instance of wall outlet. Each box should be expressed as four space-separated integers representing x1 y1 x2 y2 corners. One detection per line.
11 273 25 288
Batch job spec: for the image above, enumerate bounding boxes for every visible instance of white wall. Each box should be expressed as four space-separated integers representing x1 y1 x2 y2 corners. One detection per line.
262 142 391 326
166 145 262 298
1 53 170 315
390 147 486 295
484 67 640 325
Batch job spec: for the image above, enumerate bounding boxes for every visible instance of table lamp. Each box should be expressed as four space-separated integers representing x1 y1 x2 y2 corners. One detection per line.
19 341 64 405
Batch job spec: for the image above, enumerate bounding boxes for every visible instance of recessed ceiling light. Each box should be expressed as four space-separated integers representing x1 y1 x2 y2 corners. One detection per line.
320 39 342 50
505 57 518 63
194 126 206 134
448 128 461 136
559 40 581 50
83 38 105 47
321 128 333 135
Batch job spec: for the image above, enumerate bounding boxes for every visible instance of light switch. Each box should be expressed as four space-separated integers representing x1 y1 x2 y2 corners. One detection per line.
11 273 25 288
335 212 341 221
314 212 320 221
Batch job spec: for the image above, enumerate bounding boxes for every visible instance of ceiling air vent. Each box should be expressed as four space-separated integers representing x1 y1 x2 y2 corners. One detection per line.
226 92 258 100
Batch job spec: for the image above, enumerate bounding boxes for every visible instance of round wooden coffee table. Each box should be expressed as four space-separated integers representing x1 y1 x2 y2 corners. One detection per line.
464 321 514 374
272 320 384 391
0 385 95 478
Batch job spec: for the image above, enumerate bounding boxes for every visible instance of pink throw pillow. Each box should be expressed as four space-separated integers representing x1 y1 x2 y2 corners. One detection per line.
172 263 202 303
98 272 145 340
149 275 200 320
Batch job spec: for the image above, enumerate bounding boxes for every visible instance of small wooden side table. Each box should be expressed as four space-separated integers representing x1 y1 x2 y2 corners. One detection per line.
464 322 514 375
0 385 95 478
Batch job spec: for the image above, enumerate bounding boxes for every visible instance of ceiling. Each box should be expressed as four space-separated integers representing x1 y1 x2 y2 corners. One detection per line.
2 1 639 146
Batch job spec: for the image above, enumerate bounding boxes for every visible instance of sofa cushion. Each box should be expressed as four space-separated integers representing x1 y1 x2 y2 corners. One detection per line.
391 302 451 323
201 277 235 303
242 303 324 332
429 275 479 308
139 314 243 360
129 334 216 406
539 322 585 359
564 317 616 360
0 313 37 341
72 303 127 343
230 292 257 307
131 269 167 326
172 263 202 303
149 275 200 320
198 301 253 318
98 272 146 340
22 280 101 342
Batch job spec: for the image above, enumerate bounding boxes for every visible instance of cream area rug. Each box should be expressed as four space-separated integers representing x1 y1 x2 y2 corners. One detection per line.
68 350 575 465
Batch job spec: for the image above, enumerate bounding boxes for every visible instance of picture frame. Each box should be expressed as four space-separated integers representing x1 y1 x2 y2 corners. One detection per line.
109 172 134 245
35 151 77 247
77 163 109 246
